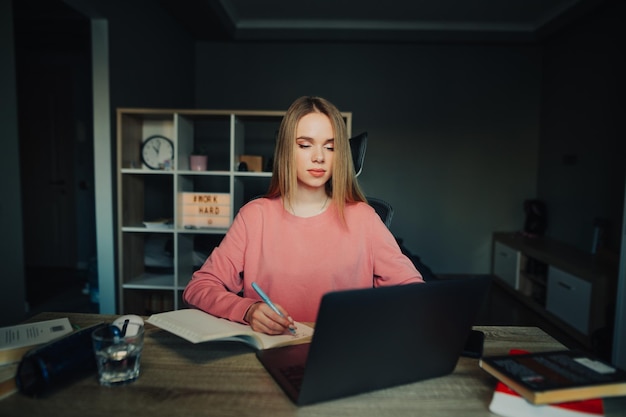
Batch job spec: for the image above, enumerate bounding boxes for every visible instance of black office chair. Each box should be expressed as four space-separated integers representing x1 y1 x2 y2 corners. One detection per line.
349 132 394 228
350 131 368 177
366 197 394 229
351 133 437 280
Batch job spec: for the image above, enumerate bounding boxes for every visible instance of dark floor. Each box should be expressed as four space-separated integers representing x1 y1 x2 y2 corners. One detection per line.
24 269 611 360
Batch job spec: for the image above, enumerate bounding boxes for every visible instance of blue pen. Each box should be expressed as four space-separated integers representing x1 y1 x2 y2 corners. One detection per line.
251 282 296 335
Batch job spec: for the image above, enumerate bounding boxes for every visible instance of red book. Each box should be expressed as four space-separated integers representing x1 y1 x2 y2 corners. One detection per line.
489 380 604 417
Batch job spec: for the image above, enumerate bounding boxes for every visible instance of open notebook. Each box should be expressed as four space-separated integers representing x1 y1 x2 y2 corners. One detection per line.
256 276 491 405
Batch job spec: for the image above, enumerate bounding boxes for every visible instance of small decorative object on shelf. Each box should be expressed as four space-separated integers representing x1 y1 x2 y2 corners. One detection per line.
179 192 231 229
189 145 210 171
239 155 263 172
189 155 208 171
142 218 173 229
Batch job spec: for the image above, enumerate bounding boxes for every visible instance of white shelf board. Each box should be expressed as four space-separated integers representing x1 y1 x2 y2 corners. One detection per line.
178 227 229 234
234 171 272 178
122 226 174 233
123 272 175 289
176 170 231 176
120 168 174 174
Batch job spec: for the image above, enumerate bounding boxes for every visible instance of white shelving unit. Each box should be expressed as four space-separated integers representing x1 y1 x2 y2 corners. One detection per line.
116 108 352 314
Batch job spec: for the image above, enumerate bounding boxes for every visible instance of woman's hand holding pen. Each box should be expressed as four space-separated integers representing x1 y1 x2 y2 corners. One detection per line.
245 302 296 335
248 282 297 335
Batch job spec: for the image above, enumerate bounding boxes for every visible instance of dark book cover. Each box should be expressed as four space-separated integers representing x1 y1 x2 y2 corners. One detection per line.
480 350 626 404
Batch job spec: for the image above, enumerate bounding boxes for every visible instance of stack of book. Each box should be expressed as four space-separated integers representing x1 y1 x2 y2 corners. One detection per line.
1 318 73 400
0 363 19 401
480 349 626 417
179 192 231 229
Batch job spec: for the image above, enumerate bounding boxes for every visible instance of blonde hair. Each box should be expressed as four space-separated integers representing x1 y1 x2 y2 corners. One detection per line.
266 96 366 222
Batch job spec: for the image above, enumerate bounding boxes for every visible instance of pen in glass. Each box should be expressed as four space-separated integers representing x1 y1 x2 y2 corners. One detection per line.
251 282 296 335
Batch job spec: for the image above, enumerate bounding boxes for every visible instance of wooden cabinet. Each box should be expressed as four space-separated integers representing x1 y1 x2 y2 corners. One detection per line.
116 108 352 314
546 266 592 334
492 232 617 347
493 241 521 289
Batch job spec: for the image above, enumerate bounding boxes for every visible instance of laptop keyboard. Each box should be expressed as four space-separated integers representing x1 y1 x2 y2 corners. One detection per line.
279 364 306 391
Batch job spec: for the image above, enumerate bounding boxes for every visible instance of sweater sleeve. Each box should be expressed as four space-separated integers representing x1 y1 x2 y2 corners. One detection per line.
367 209 424 286
182 207 258 323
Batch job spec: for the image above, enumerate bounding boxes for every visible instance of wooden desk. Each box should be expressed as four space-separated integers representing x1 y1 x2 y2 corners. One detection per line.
2 312 625 417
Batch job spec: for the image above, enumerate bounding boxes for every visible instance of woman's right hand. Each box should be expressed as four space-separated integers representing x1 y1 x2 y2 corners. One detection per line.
244 302 295 335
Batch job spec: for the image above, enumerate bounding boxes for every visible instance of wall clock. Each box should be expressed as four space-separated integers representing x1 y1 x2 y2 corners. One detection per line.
141 135 174 170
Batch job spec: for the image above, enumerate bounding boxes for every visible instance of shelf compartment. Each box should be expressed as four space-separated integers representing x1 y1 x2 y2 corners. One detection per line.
233 114 283 172
518 254 548 306
123 289 175 316
176 175 233 229
175 233 223 290
118 111 175 170
123 272 175 289
177 174 230 193
234 176 272 210
121 233 173 286
121 173 174 227
177 113 231 171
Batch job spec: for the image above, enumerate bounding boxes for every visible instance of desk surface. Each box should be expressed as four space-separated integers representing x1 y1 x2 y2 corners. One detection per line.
1 312 625 417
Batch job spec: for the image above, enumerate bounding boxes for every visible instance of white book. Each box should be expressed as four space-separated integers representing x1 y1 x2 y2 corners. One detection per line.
0 318 73 365
147 309 314 350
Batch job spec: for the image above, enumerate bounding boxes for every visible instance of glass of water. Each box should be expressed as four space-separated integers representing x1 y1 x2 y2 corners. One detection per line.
91 325 144 386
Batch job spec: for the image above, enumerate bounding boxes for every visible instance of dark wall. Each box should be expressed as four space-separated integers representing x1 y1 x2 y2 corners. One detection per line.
15 0 93 269
2 0 26 325
81 0 196 269
194 42 542 273
103 3 194 110
538 0 626 255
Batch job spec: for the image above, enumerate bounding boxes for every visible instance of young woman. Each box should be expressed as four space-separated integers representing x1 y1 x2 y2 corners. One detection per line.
183 96 423 335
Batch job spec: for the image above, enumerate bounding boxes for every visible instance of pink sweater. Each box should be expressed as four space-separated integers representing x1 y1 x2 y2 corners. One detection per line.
183 197 423 323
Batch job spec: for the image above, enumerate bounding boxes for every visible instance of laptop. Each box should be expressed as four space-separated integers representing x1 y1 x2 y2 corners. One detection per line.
256 276 491 405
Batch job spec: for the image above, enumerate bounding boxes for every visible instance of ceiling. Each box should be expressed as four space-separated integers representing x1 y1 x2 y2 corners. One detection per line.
159 0 606 43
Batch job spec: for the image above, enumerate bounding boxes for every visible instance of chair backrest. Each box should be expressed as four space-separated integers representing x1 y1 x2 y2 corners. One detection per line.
348 134 393 228
349 132 367 177
367 197 394 228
